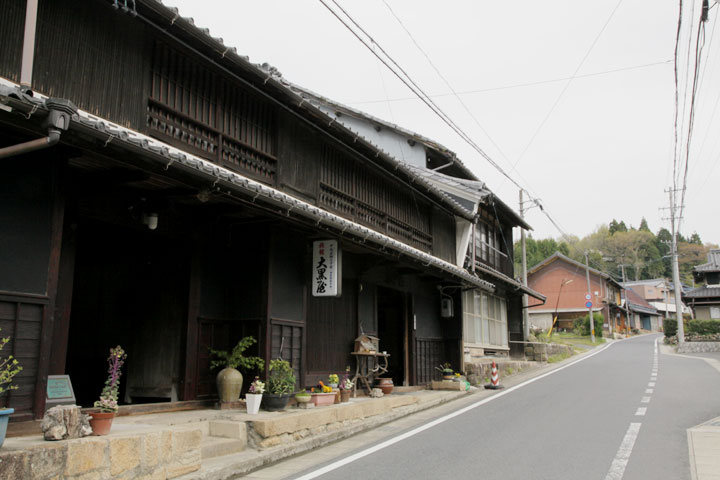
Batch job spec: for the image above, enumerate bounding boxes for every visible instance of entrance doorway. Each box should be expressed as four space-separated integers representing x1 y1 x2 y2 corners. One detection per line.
65 220 188 407
377 287 407 386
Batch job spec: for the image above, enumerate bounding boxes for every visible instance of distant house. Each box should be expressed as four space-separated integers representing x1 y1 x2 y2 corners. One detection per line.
624 288 663 331
620 278 691 319
527 253 624 334
685 249 720 320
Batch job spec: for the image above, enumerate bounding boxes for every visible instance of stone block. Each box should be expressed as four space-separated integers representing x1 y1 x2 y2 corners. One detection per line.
65 438 107 476
0 451 29 480
430 380 466 391
166 449 201 479
142 432 161 469
209 420 246 439
110 436 141 476
160 431 173 463
136 468 167 480
172 428 202 454
28 442 67 479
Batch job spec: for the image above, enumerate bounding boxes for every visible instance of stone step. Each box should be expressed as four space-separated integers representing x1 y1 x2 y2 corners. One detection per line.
201 436 246 460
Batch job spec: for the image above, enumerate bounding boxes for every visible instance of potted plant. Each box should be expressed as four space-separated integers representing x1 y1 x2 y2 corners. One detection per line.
263 359 296 411
436 362 454 380
310 381 335 406
210 336 264 404
327 374 339 389
339 368 353 403
0 330 22 448
89 345 126 436
245 377 264 415
294 390 312 405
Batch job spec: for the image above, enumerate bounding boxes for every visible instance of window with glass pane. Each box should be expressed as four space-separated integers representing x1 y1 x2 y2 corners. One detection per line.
462 290 508 349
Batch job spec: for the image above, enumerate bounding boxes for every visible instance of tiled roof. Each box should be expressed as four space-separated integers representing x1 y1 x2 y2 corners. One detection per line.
0 79 546 302
625 288 659 315
685 287 720 299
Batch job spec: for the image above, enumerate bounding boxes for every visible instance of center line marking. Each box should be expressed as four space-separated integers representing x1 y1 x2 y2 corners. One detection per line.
605 423 642 480
641 397 650 403
648 382 656 387
635 407 647 416
645 389 653 394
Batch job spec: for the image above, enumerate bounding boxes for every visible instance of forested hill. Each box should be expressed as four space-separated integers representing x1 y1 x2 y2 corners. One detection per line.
514 218 718 286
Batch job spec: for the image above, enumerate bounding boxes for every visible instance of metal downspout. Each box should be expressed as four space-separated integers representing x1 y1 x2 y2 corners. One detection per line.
0 129 61 159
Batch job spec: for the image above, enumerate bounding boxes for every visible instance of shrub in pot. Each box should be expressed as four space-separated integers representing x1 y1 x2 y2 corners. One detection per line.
210 337 264 404
0 329 22 448
263 359 296 411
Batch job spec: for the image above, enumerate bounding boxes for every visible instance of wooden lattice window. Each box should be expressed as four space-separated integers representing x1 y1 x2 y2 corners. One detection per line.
319 146 432 251
148 41 277 183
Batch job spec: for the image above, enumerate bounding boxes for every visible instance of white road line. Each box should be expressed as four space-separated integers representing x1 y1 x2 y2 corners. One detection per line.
645 389 653 394
635 407 647 416
292 342 615 480
641 397 651 403
648 382 656 387
605 423 642 480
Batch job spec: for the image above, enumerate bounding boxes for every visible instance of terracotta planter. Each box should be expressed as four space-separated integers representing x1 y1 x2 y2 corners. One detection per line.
311 392 335 406
89 411 115 436
340 389 351 403
245 393 262 415
0 408 14 448
216 367 243 403
376 377 394 394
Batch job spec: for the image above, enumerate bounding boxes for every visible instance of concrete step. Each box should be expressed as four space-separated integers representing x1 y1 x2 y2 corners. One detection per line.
201 436 247 460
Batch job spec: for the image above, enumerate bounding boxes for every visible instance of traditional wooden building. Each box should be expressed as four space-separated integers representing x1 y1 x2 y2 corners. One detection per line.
685 249 720 321
0 0 542 421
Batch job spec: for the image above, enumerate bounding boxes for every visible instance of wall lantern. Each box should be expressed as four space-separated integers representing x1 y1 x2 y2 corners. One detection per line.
142 212 158 230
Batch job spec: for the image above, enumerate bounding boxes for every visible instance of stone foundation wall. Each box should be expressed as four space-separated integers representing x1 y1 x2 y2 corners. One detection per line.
677 342 720 353
519 342 573 362
0 426 202 480
463 360 533 386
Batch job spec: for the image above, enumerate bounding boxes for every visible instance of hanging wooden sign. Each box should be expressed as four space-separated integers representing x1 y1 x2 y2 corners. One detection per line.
312 240 342 297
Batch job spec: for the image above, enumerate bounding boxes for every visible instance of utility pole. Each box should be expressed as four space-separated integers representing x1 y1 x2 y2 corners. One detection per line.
669 189 685 343
519 189 529 341
584 251 596 343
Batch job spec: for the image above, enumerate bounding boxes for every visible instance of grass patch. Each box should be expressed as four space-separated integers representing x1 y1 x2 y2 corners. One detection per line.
545 332 605 346
548 351 572 363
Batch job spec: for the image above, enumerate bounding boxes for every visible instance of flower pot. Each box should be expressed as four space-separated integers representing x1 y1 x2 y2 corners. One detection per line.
376 377 394 394
442 371 454 380
245 393 262 415
295 394 312 404
216 367 243 403
262 393 292 411
0 408 14 448
310 392 335 406
340 389 351 403
89 411 115 436
328 383 338 389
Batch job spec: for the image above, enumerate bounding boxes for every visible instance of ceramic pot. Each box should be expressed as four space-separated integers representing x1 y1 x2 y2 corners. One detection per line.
442 371 454 380
262 393 292 411
0 408 14 448
311 392 335 406
295 394 312 404
376 377 394 394
245 393 262 415
340 389 351 403
89 411 115 436
216 367 243 403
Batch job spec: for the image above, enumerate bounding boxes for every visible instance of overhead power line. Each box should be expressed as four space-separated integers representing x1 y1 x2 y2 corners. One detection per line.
349 60 673 105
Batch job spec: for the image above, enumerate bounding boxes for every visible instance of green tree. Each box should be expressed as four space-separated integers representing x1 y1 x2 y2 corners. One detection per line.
639 218 651 232
689 232 702 245
514 236 571 273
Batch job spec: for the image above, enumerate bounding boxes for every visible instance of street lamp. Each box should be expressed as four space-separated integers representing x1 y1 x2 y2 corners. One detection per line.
548 279 573 337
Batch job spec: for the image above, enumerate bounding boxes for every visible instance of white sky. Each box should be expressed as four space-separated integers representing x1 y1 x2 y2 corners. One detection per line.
167 0 720 245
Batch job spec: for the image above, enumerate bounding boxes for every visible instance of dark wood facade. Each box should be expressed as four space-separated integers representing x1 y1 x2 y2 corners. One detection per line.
0 0 476 419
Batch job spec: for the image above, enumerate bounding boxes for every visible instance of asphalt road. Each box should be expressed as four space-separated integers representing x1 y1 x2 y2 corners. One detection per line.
254 335 720 480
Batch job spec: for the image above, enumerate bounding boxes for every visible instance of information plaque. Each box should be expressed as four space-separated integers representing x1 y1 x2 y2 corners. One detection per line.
45 375 76 411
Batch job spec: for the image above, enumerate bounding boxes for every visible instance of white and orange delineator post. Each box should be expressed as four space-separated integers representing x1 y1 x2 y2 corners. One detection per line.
484 361 504 390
